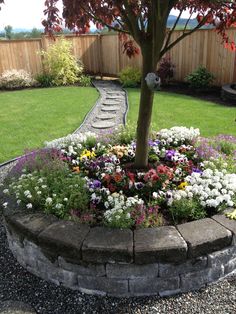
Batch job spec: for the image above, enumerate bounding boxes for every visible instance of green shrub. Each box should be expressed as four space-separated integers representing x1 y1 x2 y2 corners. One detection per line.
0 69 36 90
79 75 92 87
186 66 215 89
40 37 84 86
36 73 55 87
119 66 141 87
6 157 90 220
170 198 207 224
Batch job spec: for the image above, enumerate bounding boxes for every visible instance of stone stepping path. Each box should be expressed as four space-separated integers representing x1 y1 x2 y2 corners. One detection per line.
75 80 128 134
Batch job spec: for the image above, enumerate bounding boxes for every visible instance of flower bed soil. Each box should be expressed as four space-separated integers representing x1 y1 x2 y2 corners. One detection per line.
3 209 236 297
161 82 236 107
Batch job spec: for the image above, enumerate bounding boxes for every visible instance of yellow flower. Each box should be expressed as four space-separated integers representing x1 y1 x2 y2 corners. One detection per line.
178 182 188 190
80 149 96 161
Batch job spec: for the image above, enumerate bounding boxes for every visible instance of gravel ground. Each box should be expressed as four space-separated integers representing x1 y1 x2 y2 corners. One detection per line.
0 221 236 314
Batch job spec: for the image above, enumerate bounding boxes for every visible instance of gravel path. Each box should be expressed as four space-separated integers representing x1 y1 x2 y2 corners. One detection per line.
0 221 236 314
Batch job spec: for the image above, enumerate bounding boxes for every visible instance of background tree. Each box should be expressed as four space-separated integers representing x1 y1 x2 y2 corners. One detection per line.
4 25 12 40
43 0 236 168
31 27 42 38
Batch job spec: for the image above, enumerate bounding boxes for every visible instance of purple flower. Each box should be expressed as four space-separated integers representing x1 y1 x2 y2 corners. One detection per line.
89 179 102 190
165 150 176 161
192 167 202 174
134 182 144 190
148 140 160 147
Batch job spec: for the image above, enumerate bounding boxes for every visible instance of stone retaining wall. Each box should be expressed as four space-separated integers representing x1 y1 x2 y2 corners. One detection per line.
221 84 236 104
3 210 236 297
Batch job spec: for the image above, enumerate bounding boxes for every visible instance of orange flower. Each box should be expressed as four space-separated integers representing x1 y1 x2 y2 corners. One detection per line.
114 173 122 182
72 166 80 174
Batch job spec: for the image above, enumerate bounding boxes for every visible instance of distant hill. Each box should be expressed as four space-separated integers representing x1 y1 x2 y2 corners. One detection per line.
167 14 198 29
0 15 201 34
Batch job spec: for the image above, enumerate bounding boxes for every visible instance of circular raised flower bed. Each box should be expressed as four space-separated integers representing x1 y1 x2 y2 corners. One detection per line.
1 126 236 297
221 84 236 104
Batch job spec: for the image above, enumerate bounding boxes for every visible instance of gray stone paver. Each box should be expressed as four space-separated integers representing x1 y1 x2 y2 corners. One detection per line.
75 80 128 135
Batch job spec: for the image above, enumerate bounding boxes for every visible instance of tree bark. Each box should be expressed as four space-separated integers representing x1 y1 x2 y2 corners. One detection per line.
134 46 158 168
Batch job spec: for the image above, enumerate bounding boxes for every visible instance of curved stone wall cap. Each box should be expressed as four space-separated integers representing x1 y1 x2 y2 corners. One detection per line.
4 212 58 242
82 227 133 264
177 218 232 258
38 220 90 261
134 226 187 264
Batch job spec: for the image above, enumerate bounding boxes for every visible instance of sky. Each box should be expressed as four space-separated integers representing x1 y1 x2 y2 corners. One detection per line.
0 0 191 30
0 0 63 30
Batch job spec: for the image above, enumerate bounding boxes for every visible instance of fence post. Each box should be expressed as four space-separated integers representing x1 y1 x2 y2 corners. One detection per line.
98 35 104 79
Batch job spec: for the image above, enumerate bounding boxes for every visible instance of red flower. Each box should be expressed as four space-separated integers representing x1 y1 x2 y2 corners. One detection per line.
108 184 116 192
114 173 122 183
127 171 135 182
103 174 111 183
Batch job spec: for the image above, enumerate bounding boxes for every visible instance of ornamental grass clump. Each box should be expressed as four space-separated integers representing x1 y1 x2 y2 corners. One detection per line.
2 127 236 228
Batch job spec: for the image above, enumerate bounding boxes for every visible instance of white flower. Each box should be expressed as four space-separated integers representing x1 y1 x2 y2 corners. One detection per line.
46 197 53 204
157 126 200 146
55 203 63 209
45 132 97 149
153 192 158 199
3 189 9 194
171 168 236 211
2 202 8 208
26 203 33 209
63 198 68 202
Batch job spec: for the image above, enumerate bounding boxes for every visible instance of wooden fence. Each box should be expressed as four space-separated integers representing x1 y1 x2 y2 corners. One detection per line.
0 29 236 85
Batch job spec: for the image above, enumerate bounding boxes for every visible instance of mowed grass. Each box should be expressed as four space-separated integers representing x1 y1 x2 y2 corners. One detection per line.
127 89 236 137
0 87 98 163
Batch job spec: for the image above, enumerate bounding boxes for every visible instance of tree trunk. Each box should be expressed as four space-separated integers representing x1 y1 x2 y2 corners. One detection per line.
134 47 157 168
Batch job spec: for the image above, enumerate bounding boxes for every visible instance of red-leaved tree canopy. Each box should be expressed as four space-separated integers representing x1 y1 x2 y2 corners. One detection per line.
2 0 234 168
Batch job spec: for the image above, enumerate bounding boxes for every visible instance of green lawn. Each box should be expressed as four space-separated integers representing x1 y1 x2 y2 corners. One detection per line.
1 86 235 163
0 87 98 163
127 89 236 137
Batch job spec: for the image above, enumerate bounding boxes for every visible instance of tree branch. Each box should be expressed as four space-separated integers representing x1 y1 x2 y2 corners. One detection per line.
79 4 130 35
160 13 212 57
183 12 193 33
122 0 143 44
162 9 184 53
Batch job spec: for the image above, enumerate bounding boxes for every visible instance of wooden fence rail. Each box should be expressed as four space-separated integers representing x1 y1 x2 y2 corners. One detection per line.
0 29 236 86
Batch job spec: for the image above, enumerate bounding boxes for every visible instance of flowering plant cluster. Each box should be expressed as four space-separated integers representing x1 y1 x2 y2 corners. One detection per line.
1 127 236 229
0 69 36 90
